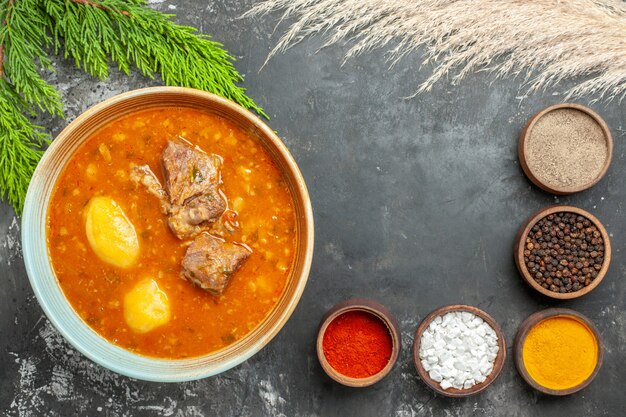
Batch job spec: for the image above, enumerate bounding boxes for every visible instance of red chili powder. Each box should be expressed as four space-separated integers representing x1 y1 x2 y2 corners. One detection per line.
322 310 393 378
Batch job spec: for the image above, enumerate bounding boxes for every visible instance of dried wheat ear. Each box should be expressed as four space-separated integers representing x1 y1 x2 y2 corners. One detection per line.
245 0 626 101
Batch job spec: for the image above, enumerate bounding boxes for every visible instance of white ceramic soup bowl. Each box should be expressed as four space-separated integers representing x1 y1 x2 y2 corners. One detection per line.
22 87 314 382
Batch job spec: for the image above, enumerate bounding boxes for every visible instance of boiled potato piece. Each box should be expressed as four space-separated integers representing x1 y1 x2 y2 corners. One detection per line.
124 279 171 333
85 196 139 268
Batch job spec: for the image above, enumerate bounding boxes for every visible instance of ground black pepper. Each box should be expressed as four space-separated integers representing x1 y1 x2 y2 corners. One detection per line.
526 109 608 189
523 212 604 293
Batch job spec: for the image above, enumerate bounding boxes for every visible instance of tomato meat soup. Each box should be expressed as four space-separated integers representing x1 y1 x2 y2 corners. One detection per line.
47 107 297 358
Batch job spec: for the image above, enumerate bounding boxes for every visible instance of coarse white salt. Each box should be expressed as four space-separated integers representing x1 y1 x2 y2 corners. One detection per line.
419 311 499 391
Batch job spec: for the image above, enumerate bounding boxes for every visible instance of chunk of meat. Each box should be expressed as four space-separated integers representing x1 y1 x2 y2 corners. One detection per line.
168 194 228 239
161 141 227 239
162 141 220 206
131 140 229 240
181 233 251 295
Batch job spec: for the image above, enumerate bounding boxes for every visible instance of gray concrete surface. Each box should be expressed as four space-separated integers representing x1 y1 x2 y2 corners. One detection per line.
1 1 625 416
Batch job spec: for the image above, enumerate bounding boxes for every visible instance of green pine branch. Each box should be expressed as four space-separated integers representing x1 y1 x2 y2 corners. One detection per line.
0 80 51 212
0 0 265 215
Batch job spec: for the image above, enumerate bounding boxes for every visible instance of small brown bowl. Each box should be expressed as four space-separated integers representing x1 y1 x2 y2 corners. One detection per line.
514 205 611 300
412 305 507 397
316 298 401 387
518 103 613 195
514 308 603 395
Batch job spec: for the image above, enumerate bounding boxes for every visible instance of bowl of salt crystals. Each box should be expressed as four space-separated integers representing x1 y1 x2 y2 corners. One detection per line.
412 305 506 397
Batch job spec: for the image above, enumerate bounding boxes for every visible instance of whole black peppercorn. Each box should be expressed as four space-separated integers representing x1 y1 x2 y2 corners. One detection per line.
523 212 605 294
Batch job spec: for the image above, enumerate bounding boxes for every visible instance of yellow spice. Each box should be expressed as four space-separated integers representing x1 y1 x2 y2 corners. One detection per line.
522 316 597 390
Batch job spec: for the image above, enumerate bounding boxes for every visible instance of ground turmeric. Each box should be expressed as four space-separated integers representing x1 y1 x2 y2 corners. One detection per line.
522 316 598 390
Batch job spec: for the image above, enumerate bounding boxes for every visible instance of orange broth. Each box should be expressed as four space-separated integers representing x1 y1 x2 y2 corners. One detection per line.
46 107 297 358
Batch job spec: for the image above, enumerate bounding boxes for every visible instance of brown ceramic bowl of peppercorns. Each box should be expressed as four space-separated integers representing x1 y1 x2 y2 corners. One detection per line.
514 205 611 299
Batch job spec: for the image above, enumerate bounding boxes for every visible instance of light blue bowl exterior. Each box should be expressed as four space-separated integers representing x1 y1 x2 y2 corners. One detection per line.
22 87 313 382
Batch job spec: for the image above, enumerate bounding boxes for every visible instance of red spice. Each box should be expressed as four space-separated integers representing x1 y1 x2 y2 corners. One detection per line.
322 310 393 378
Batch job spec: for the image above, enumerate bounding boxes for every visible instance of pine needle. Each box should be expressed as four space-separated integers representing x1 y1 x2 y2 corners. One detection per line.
0 0 264 215
245 0 626 101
